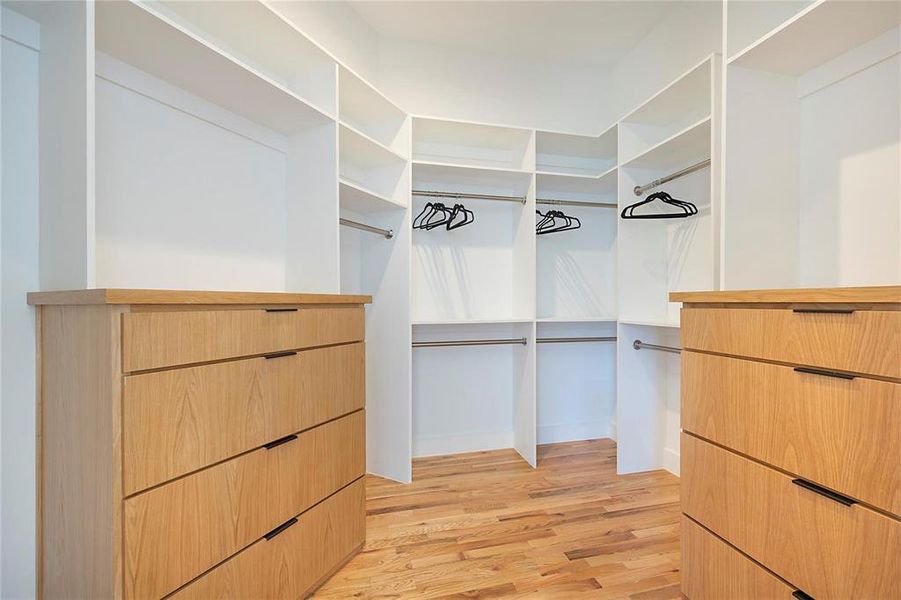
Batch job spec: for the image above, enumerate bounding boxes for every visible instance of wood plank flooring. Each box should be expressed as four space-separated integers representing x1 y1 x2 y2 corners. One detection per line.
313 439 681 599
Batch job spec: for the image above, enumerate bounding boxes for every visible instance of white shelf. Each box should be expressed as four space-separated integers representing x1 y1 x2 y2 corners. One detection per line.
621 117 711 172
412 318 535 326
728 0 901 75
339 179 405 213
536 316 617 323
413 117 534 171
338 66 407 155
617 319 680 329
95 1 332 135
340 122 407 167
536 167 617 198
620 56 712 126
413 161 533 199
535 126 617 176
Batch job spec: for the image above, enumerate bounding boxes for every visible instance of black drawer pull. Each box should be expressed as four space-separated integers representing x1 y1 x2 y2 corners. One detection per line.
793 367 856 380
792 478 856 507
264 517 298 541
792 590 814 600
792 308 854 314
264 351 297 360
263 434 298 450
265 307 298 313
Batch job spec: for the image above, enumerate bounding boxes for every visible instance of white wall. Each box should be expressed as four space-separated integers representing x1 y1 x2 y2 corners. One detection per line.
1 7 40 597
379 37 611 133
609 1 722 123
799 34 901 286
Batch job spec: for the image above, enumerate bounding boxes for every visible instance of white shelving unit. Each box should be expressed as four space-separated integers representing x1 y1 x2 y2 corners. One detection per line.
14 0 896 492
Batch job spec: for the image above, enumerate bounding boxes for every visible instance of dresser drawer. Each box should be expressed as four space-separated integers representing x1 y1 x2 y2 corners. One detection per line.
121 306 364 372
682 352 901 515
169 478 365 600
124 410 364 599
682 516 796 600
681 307 900 378
123 342 365 495
682 433 901 600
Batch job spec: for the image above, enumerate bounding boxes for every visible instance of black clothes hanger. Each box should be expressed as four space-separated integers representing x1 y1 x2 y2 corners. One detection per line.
536 210 581 235
413 202 436 229
447 204 474 230
620 191 697 219
414 202 475 231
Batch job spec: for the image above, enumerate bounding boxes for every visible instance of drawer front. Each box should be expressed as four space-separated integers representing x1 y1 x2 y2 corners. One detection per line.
123 342 365 495
124 410 364 599
122 306 364 372
682 352 901 515
682 516 796 600
681 308 900 378
169 478 365 600
682 433 901 600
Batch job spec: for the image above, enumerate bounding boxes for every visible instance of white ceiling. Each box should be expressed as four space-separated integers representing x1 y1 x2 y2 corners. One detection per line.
348 1 680 68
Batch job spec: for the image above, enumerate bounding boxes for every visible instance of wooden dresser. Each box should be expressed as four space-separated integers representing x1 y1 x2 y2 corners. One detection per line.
28 289 371 600
671 286 901 600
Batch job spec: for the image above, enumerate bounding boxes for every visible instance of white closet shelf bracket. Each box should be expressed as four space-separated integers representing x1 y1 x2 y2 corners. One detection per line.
412 190 527 205
536 199 617 209
537 336 617 344
633 158 711 196
413 337 528 348
340 218 394 239
633 340 682 354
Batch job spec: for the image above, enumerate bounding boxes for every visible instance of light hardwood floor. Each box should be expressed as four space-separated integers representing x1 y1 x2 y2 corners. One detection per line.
314 439 681 599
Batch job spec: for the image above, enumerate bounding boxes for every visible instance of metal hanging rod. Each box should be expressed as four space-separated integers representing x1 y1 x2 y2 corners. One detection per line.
339 218 393 239
413 190 527 205
536 198 617 209
413 337 528 348
633 340 682 354
633 158 711 196
537 336 617 344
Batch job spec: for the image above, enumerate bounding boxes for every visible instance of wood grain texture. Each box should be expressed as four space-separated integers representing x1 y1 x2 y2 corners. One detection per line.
681 433 901 600
169 479 366 600
314 439 683 600
681 307 901 378
670 285 901 304
681 516 795 599
27 288 371 306
124 410 365 599
38 305 123 599
123 342 365 495
121 305 364 372
682 351 901 516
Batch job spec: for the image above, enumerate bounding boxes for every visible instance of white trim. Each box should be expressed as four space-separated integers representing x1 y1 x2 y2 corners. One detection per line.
537 421 610 445
663 447 680 476
413 430 514 458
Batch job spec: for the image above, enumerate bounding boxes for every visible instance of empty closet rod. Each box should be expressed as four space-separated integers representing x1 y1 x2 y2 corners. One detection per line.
633 158 711 196
632 340 681 354
537 336 616 344
339 218 394 239
413 337 527 348
412 190 527 205
536 198 617 209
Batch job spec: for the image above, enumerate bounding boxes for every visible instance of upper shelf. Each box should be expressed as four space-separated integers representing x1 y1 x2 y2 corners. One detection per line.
95 1 333 135
413 117 534 171
620 57 712 127
413 161 533 199
728 0 901 75
339 66 407 156
535 126 617 176
536 167 617 199
621 117 711 172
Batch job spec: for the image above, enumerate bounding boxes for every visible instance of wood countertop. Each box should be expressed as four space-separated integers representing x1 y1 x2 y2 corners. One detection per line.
670 285 901 305
27 288 372 306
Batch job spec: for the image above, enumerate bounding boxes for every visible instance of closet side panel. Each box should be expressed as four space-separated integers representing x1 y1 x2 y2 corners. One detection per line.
799 46 900 286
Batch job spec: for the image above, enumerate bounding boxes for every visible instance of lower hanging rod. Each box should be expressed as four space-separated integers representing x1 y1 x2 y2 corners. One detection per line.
339 218 393 239
537 198 617 209
413 337 527 348
413 189 527 205
633 340 681 354
633 158 711 196
537 336 616 344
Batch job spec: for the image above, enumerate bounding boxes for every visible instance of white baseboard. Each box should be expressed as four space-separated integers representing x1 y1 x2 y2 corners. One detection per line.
537 420 610 445
413 430 514 458
663 447 680 476
608 419 617 441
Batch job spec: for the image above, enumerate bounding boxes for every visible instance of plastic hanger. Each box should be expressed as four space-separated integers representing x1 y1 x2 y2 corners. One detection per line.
620 191 696 219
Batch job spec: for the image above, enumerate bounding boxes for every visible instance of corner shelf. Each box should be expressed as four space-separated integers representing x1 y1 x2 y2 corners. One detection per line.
338 66 407 155
617 319 680 329
728 0 901 75
340 122 407 166
339 179 405 213
95 1 334 135
536 166 617 198
620 117 711 172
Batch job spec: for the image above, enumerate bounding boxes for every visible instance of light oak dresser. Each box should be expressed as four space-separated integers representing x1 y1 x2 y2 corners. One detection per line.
671 286 901 600
28 289 371 600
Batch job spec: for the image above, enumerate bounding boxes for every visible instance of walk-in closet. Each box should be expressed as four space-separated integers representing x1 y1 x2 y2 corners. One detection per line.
2 0 899 598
